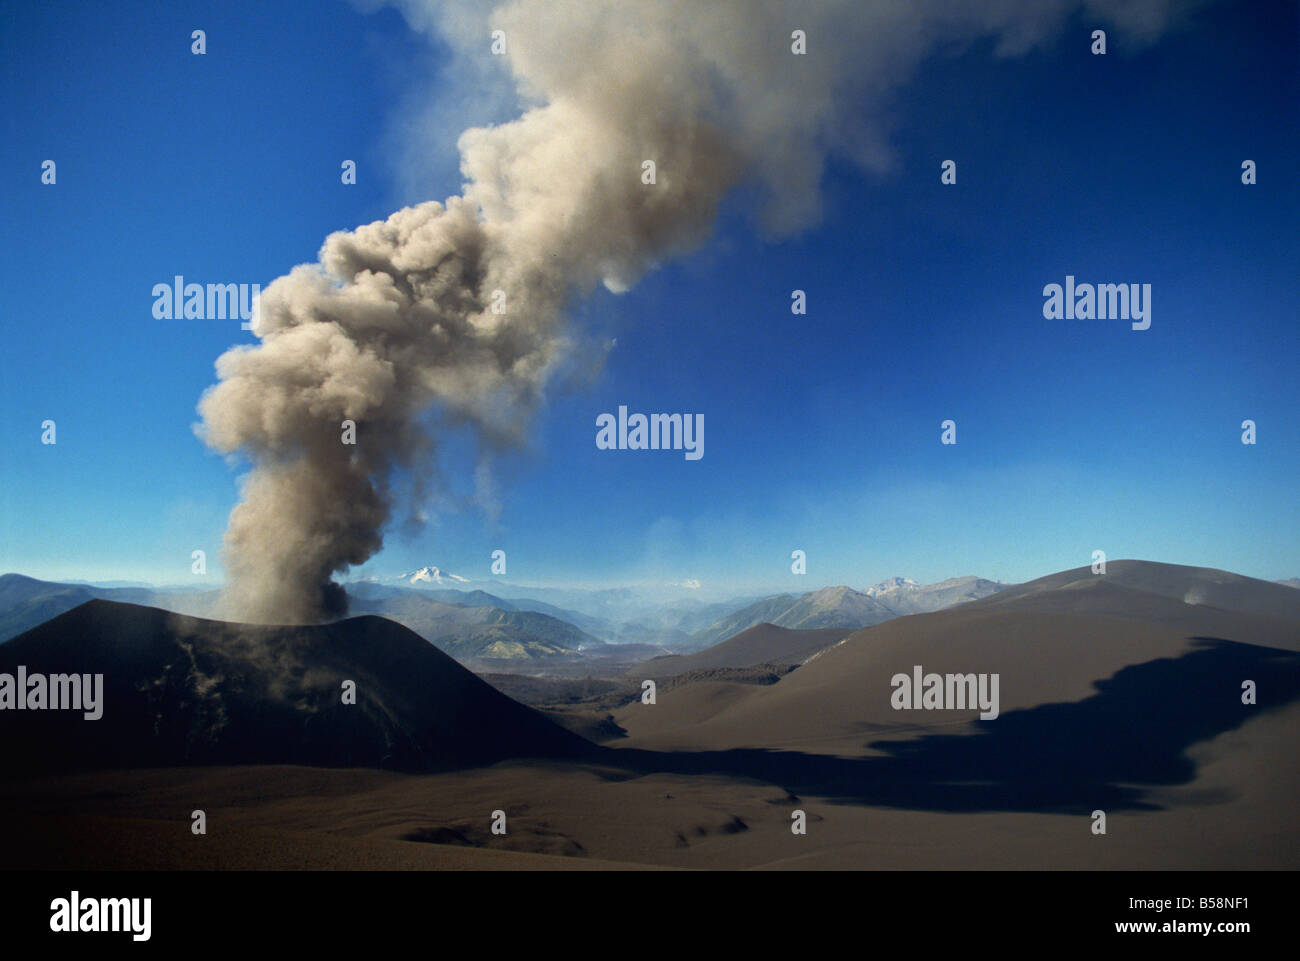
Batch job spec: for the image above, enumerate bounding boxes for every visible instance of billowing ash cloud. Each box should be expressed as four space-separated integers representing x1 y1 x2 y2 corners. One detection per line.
198 0 1189 624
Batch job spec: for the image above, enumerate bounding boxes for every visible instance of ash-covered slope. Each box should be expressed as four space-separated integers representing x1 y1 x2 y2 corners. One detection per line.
616 561 1300 760
966 560 1300 624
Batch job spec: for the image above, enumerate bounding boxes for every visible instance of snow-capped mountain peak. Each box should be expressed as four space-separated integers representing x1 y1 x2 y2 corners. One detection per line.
399 566 471 586
865 576 920 594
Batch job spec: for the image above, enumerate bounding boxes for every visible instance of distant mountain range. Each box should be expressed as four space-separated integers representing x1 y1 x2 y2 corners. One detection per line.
347 592 601 660
38 567 1297 669
346 580 616 639
0 573 219 642
0 571 1010 665
687 576 1006 649
634 624 855 679
354 568 756 647
0 574 600 662
637 566 1300 686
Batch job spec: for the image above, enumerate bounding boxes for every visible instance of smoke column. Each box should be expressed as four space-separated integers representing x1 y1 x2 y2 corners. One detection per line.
197 0 1187 623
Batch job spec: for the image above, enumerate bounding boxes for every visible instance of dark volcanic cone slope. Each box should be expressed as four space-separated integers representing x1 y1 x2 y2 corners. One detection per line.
0 600 591 772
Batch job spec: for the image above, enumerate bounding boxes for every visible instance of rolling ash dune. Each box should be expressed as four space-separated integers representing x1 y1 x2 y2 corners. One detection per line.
612 562 1300 826
967 559 1300 623
0 600 590 772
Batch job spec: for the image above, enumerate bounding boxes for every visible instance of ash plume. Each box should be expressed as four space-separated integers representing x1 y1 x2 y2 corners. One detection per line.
198 0 1189 624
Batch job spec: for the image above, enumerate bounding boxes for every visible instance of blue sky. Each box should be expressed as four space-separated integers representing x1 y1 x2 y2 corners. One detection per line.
1 0 1296 594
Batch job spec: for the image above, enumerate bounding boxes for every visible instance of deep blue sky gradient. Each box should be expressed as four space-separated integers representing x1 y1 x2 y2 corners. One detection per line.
1 0 1296 592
